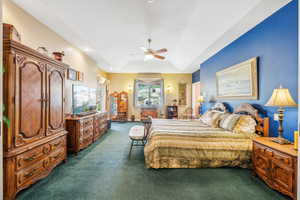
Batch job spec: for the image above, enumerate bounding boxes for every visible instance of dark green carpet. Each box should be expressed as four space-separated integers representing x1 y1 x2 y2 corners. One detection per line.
17 122 288 200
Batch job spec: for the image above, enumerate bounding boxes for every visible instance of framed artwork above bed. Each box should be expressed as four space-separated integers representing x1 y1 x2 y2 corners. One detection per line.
216 57 258 100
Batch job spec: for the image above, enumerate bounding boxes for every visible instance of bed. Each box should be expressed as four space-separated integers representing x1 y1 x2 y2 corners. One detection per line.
144 103 269 169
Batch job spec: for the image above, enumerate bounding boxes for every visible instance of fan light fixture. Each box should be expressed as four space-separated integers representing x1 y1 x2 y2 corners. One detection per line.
141 38 167 61
144 54 154 61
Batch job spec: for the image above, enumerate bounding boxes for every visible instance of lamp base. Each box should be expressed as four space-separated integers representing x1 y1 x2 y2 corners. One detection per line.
271 137 291 145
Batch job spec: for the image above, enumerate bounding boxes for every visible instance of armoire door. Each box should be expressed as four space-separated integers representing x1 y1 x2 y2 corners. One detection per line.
15 54 46 147
46 65 65 135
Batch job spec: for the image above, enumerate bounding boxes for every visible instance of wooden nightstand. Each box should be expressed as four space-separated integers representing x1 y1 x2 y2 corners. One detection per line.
253 137 298 199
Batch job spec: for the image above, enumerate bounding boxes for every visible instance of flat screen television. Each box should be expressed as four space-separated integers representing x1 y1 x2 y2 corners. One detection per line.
72 85 97 115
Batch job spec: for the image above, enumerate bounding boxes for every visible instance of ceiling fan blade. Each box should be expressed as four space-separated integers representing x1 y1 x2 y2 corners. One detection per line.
154 55 165 60
155 48 168 54
140 47 148 52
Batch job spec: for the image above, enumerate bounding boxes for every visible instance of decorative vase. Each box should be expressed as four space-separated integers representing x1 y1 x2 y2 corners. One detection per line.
53 51 65 61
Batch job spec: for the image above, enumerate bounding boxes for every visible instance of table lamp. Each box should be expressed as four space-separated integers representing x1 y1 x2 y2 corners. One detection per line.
265 85 297 144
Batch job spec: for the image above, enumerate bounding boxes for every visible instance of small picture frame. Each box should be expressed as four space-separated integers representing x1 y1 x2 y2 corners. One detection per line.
77 71 84 81
67 68 77 81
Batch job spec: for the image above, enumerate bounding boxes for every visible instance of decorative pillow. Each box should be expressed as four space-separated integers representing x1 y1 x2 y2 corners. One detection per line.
233 115 257 134
200 110 214 125
219 114 240 131
201 111 223 127
209 112 223 128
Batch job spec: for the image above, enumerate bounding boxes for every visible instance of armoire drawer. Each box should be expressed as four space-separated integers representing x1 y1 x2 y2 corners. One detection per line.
16 159 47 188
49 136 66 153
16 136 66 171
16 146 66 189
48 146 66 168
16 143 51 171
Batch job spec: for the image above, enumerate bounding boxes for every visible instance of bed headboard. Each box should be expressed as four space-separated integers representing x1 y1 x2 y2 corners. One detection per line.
234 103 269 137
210 103 227 113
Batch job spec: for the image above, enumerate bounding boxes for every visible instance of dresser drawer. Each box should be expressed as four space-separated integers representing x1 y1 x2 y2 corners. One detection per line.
17 159 47 188
83 124 94 131
272 151 293 168
16 143 51 171
253 142 273 157
82 118 94 127
80 134 93 150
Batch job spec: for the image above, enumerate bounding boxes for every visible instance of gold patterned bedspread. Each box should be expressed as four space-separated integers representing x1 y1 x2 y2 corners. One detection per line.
144 125 258 169
151 118 206 127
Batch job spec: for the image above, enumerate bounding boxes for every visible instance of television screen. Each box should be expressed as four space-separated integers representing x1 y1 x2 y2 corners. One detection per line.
89 88 97 111
72 85 97 114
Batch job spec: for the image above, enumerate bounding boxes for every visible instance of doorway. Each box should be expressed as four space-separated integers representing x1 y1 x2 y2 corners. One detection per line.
192 82 200 117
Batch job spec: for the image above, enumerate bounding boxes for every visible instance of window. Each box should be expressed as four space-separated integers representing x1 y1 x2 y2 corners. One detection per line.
134 79 164 108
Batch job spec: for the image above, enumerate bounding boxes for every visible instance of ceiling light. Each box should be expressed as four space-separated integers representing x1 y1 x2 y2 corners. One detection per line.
83 47 93 52
147 0 154 3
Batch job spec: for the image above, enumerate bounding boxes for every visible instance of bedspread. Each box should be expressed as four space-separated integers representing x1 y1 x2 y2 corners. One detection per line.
144 126 258 169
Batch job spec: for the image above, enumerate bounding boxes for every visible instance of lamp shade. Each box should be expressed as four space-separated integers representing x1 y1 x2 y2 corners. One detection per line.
197 96 204 103
265 86 297 107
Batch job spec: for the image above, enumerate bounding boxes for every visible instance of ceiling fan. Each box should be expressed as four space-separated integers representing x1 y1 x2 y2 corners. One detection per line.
140 38 167 61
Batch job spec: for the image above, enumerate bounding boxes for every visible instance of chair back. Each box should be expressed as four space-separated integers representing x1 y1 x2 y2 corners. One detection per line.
143 118 152 139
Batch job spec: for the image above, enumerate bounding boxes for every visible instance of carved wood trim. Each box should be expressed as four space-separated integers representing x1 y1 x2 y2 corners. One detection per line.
4 39 69 69
234 103 258 117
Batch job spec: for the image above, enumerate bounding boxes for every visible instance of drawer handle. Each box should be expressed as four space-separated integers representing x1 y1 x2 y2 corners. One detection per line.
278 157 289 164
53 153 62 160
53 141 61 147
24 154 37 162
24 169 37 178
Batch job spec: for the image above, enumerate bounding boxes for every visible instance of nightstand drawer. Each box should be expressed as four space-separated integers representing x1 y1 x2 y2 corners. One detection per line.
273 151 293 168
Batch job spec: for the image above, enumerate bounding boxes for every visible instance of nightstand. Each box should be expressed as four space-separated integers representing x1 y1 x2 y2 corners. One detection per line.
252 137 297 199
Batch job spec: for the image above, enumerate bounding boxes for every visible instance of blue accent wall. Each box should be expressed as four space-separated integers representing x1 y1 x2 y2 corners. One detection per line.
200 0 298 141
192 69 200 83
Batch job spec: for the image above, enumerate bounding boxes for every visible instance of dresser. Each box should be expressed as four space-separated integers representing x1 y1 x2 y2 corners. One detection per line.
252 137 297 199
65 112 108 154
3 24 68 200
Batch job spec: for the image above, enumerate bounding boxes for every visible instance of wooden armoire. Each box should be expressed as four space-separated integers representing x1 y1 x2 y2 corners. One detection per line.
3 24 68 200
117 91 128 122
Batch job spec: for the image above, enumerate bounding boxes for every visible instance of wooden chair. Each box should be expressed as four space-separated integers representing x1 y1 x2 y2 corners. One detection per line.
182 107 193 119
128 119 152 157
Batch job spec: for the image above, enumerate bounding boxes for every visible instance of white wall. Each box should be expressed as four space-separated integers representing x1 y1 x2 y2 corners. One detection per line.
2 0 107 114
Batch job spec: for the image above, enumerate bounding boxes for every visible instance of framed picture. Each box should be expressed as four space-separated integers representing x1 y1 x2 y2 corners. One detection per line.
67 68 77 81
216 57 258 100
77 71 84 81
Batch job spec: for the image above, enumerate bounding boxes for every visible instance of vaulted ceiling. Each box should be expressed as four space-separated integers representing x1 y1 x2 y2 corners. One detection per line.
12 0 290 73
